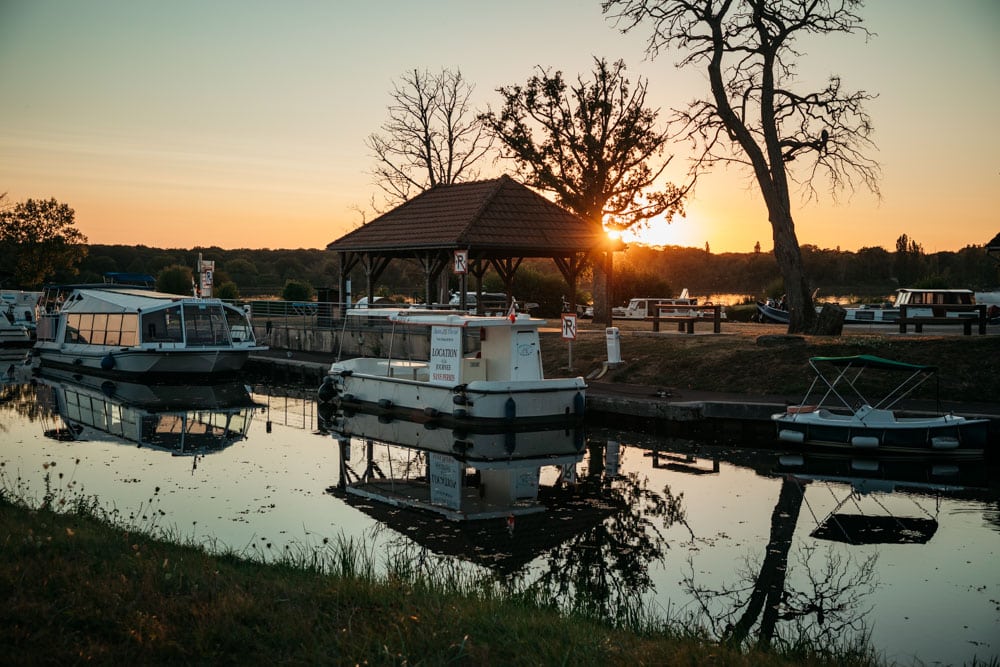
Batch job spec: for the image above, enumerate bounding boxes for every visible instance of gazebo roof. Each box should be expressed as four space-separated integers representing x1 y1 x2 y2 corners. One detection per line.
986 232 1000 253
326 175 608 258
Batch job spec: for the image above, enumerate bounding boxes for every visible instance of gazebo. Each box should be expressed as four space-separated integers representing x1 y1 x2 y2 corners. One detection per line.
326 175 616 314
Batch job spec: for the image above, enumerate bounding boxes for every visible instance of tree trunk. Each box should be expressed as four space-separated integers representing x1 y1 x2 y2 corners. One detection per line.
768 206 816 334
592 251 614 327
812 303 846 336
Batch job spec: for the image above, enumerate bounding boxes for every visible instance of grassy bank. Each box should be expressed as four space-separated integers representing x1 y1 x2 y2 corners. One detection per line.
541 322 1000 404
0 490 877 666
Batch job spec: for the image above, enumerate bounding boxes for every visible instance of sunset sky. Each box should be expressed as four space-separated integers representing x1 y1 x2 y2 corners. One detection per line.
2 1 997 254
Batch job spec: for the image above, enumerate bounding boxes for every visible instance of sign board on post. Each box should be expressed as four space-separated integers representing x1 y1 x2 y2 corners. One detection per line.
198 259 215 297
429 325 462 385
453 249 468 274
561 314 577 340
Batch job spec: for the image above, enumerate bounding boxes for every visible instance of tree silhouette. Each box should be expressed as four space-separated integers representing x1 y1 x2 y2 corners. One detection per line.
0 196 88 288
367 68 493 211
605 0 881 333
482 57 687 324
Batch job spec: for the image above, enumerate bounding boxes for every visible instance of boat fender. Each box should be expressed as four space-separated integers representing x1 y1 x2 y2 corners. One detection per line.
777 429 805 444
100 380 116 398
930 437 960 450
377 398 393 410
453 394 469 406
100 353 115 370
339 369 353 377
317 377 338 403
452 384 468 394
453 408 468 420
573 391 585 415
423 406 439 419
342 393 355 403
850 436 880 449
422 421 438 431
504 397 516 420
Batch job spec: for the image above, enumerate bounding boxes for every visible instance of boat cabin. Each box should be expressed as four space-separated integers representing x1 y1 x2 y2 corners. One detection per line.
894 288 975 306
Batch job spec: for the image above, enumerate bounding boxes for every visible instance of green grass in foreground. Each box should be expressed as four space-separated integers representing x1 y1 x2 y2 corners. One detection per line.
0 489 880 667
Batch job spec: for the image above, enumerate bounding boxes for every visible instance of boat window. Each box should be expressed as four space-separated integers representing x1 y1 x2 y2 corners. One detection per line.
141 306 184 344
224 305 253 343
63 313 83 343
104 313 122 346
184 304 229 346
90 314 108 345
120 314 138 346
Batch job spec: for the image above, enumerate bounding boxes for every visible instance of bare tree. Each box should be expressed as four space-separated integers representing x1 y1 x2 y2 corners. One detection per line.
604 0 881 333
367 68 493 211
482 57 687 323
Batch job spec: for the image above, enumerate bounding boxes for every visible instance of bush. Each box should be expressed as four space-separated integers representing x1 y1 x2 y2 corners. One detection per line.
282 279 314 302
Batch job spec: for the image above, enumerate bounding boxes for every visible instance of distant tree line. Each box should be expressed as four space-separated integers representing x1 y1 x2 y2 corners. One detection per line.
3 192 996 314
67 239 997 315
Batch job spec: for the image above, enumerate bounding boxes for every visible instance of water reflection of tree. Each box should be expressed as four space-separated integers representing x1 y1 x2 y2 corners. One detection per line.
525 439 687 626
683 476 878 653
0 381 52 426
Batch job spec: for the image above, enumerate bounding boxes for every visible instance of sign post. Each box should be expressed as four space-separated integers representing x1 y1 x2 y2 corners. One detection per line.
561 312 577 371
453 249 468 311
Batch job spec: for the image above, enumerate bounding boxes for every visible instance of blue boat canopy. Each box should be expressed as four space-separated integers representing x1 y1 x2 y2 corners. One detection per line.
809 354 935 373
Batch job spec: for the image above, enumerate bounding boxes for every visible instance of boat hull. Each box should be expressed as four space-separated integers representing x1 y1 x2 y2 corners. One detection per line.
773 410 990 457
325 371 586 426
33 344 257 376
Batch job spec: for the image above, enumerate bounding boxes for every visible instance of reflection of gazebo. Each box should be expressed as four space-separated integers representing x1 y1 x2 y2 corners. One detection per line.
326 176 614 312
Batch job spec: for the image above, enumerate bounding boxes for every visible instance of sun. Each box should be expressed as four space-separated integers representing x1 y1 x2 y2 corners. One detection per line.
610 212 700 248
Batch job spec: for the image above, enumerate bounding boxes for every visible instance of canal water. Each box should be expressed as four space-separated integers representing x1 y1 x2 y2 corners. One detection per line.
1 366 997 665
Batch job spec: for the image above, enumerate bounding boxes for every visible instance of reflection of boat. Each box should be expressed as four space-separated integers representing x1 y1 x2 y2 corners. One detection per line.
0 290 41 347
329 408 586 521
1 350 33 385
771 452 990 545
320 310 586 426
33 287 267 375
773 355 990 456
36 368 263 455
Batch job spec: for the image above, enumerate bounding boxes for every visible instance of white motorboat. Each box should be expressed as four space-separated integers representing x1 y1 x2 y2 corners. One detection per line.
0 290 41 347
32 287 267 376
613 290 726 320
319 309 586 426
758 288 982 326
773 355 990 457
843 287 978 324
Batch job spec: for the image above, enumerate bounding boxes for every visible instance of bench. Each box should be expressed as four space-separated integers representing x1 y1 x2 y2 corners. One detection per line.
646 303 723 334
898 304 987 335
648 315 698 333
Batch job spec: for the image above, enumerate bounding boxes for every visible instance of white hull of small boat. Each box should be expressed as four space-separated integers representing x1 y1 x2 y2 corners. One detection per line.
34 346 253 375
774 405 989 456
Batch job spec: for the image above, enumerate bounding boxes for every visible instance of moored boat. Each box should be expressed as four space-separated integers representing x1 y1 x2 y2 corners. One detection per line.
0 290 41 347
772 355 990 457
319 309 586 427
32 287 267 376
